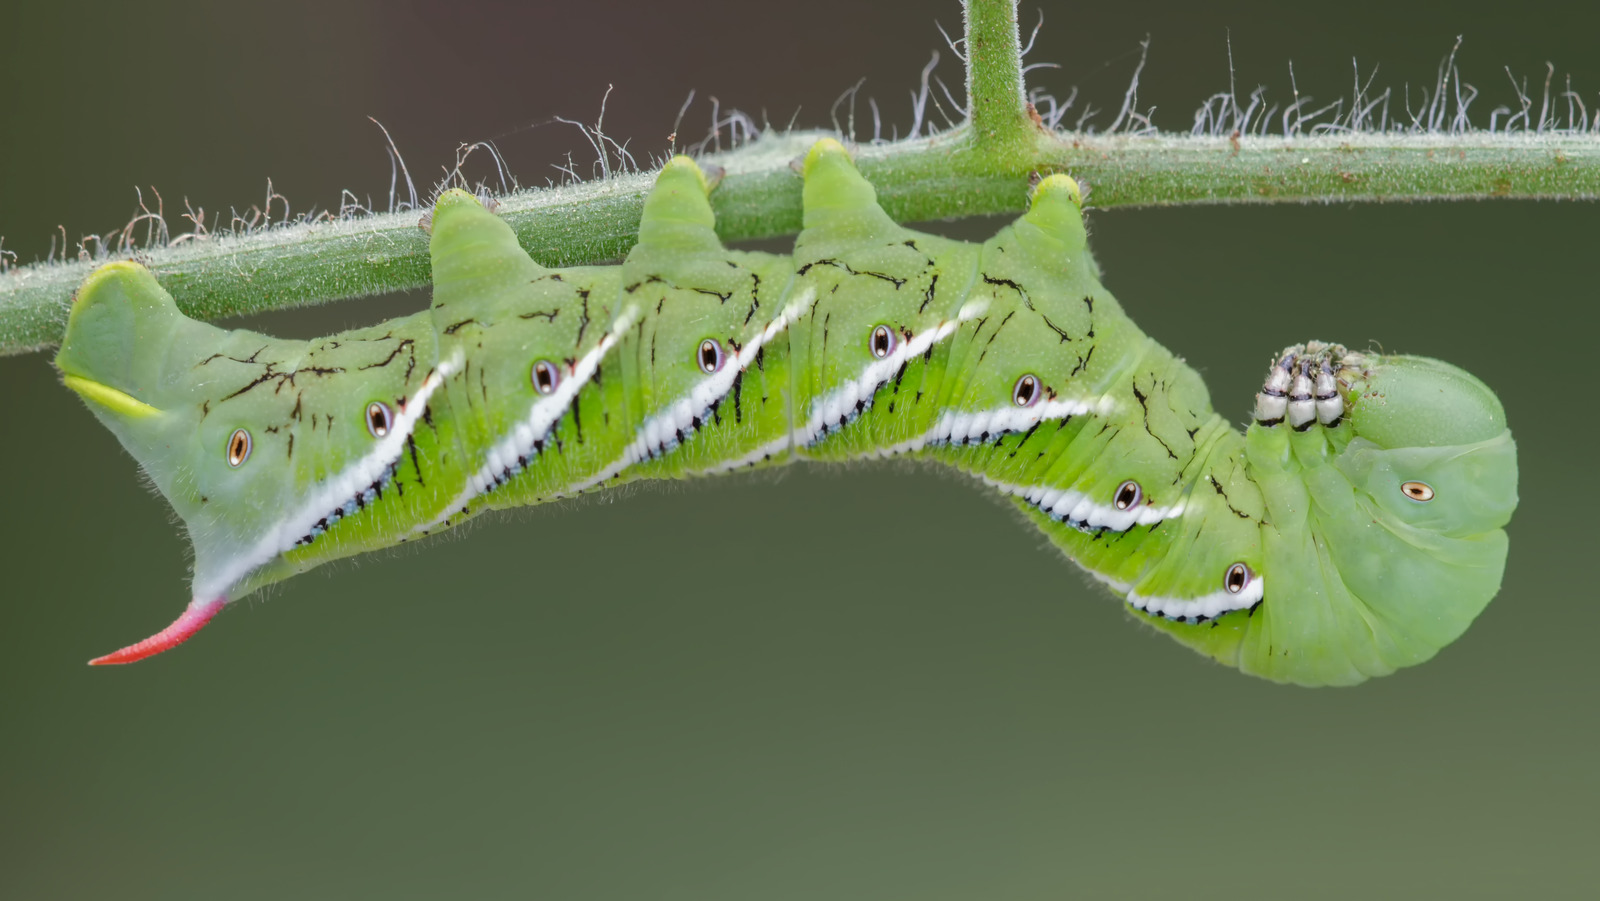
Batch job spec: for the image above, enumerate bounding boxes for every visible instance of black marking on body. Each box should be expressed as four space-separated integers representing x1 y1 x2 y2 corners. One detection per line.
443 318 477 335
981 274 1032 309
1039 313 1072 343
222 360 347 401
624 275 667 295
744 271 763 325
974 311 1014 365
406 434 425 487
919 274 939 314
797 258 907 288
1071 345 1095 377
576 290 592 345
1131 382 1180 461
518 308 560 323
889 360 910 410
970 317 995 364
1209 475 1252 519
969 313 991 346
902 239 939 271
1007 421 1043 458
197 346 265 368
358 338 419 382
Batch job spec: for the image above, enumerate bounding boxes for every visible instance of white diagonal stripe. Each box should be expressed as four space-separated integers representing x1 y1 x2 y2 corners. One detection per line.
981 475 1185 532
197 353 460 600
562 289 817 495
796 299 989 448
412 307 639 533
1128 577 1264 621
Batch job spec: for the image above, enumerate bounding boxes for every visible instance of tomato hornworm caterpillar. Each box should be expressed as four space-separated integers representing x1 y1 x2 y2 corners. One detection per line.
55 139 1518 685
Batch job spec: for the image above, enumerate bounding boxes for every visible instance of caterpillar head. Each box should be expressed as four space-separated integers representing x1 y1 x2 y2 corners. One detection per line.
1338 354 1517 538
1152 351 1517 686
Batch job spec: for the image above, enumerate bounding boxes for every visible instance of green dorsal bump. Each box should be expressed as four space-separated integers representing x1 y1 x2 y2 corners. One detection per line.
799 138 899 240
633 156 719 255
429 188 550 315
1018 174 1088 252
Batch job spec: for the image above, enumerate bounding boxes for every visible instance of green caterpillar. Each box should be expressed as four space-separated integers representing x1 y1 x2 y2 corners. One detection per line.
55 139 1518 685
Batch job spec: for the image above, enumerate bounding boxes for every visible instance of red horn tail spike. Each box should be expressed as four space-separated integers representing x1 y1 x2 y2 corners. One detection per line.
88 598 226 666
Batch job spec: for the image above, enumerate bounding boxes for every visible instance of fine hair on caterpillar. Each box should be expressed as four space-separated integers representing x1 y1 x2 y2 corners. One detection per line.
55 138 1517 685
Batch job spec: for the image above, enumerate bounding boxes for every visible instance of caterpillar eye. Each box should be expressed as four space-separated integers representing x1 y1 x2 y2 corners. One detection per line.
1012 374 1040 407
226 429 252 468
531 360 560 395
1224 563 1252 594
1401 480 1435 502
366 402 393 438
698 339 724 373
869 325 896 359
1113 480 1142 510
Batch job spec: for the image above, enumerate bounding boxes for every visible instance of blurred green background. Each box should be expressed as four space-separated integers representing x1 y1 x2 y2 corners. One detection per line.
3 1 1597 897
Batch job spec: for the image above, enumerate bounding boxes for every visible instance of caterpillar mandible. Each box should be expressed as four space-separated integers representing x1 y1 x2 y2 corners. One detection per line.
55 139 1518 686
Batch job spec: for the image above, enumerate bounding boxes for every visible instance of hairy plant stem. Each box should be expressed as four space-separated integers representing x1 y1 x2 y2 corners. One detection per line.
961 0 1034 161
2 0 1597 357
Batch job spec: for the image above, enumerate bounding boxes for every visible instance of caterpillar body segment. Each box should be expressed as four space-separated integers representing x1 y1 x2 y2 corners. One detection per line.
56 139 1517 684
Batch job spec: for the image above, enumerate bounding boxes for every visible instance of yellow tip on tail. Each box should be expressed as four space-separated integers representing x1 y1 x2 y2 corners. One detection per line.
61 375 162 419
